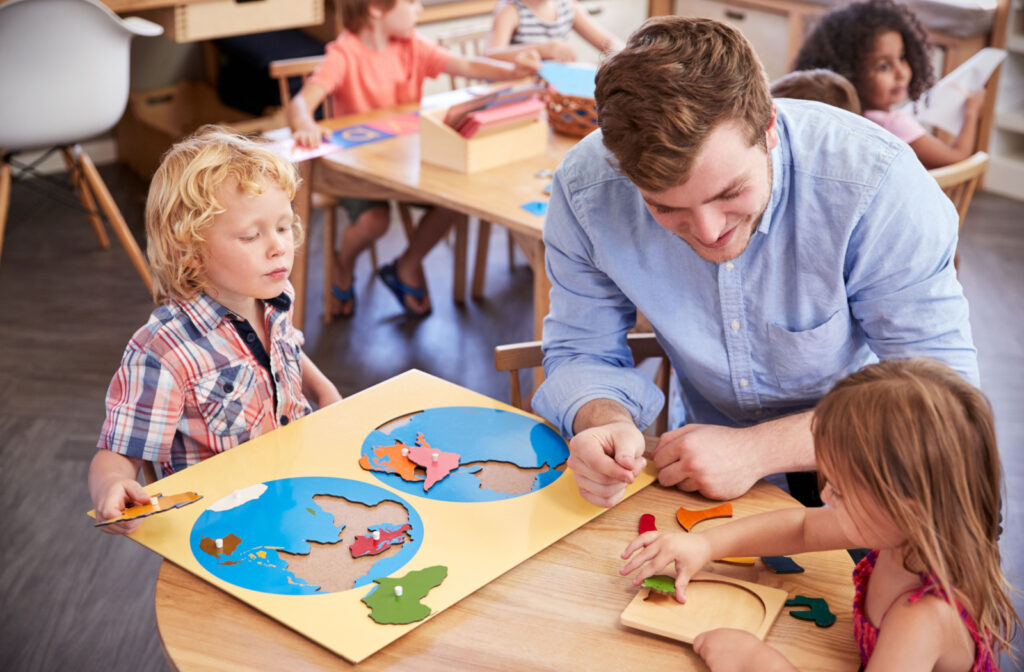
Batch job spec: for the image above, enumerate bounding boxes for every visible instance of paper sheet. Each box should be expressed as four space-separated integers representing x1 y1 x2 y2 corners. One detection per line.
903 47 1006 135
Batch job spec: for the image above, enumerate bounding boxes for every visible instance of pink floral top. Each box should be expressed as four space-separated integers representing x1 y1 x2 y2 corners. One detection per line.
852 550 1000 671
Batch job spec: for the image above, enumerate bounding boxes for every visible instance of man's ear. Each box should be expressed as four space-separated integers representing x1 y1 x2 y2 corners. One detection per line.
765 105 779 151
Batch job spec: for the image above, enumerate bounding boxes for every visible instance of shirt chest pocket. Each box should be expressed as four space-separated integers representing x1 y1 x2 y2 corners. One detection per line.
193 364 267 438
766 309 859 394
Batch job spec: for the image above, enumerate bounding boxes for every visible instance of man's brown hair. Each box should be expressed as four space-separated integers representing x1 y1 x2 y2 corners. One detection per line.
770 69 862 114
595 16 773 192
334 0 397 34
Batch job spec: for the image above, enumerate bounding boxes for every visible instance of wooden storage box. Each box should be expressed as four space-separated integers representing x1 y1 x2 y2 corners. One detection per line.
141 0 324 43
419 106 549 174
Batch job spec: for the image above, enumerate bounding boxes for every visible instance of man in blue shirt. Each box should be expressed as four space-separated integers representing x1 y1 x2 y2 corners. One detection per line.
532 17 977 507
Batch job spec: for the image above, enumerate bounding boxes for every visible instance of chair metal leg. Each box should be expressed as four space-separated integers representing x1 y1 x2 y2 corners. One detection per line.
60 146 109 249
452 214 468 305
322 205 336 324
472 219 492 300
75 145 153 293
507 229 515 270
0 160 10 264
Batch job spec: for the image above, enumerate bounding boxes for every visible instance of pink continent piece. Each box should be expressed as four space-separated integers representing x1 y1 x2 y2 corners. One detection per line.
406 433 460 492
350 524 413 558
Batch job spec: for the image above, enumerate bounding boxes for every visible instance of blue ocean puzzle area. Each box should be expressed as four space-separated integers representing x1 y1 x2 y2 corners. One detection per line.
189 477 423 595
360 406 569 502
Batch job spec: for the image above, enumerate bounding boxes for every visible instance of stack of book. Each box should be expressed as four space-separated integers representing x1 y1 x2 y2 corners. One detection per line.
442 84 547 139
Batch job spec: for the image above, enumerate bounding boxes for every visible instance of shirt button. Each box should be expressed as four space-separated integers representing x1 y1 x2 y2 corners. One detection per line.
246 333 256 343
280 415 289 426
730 320 740 331
223 383 234 393
274 372 281 382
739 378 749 388
725 262 734 271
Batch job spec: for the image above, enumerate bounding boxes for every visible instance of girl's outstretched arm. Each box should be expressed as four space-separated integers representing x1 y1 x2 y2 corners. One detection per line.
570 1 624 55
910 90 985 169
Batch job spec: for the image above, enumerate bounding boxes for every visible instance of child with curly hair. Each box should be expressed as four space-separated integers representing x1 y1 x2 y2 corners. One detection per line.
794 0 984 169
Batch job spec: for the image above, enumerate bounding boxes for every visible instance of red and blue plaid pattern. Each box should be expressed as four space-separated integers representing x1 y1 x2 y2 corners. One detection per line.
97 283 312 478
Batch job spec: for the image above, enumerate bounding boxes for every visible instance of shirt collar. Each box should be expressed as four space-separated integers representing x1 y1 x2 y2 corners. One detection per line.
174 289 292 337
756 111 790 238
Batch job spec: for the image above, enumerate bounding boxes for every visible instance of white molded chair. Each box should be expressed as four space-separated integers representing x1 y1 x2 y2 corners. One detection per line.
0 0 162 291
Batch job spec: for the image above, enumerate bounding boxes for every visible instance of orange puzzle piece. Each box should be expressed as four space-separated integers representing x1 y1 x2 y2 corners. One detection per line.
359 440 422 482
676 502 733 531
95 491 202 527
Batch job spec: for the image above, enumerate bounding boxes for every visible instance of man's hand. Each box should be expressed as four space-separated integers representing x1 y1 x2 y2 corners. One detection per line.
651 424 763 500
567 420 646 507
693 629 796 672
95 479 152 536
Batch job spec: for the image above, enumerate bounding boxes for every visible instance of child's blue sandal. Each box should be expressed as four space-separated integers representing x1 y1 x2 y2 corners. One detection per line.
330 284 355 319
378 261 431 318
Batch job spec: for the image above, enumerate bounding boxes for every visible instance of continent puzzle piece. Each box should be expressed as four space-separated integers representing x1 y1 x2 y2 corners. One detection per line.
641 574 676 594
718 556 756 566
676 502 733 531
785 595 836 627
638 513 657 534
359 439 423 483
94 491 202 527
762 555 805 574
362 565 448 624
350 524 413 558
405 433 460 492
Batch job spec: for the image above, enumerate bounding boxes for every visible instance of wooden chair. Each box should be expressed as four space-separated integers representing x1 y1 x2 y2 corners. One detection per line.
928 151 989 270
435 24 518 300
270 55 416 322
494 332 672 436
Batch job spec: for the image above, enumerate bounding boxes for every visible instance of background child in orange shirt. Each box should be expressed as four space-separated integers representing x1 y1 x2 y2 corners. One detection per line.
288 0 540 318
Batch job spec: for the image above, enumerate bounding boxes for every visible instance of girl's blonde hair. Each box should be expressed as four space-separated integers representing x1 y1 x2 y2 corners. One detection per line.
813 358 1020 656
145 125 303 303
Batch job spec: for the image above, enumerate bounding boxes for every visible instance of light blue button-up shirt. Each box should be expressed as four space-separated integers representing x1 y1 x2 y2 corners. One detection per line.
533 99 978 438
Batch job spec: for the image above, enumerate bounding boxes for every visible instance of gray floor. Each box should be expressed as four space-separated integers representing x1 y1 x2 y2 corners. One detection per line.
0 164 1020 670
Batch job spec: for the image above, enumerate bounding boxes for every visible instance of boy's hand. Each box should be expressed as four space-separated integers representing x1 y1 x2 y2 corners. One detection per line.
694 628 793 671
620 530 711 602
95 479 152 535
293 125 329 150
512 49 542 77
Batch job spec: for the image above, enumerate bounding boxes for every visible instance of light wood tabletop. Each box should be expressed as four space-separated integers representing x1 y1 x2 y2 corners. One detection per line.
289 103 578 335
155 460 860 671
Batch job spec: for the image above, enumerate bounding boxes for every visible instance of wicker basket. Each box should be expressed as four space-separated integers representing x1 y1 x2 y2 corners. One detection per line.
544 88 598 137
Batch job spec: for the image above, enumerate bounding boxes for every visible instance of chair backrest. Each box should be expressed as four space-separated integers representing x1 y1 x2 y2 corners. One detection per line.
268 55 332 118
0 0 161 150
435 25 492 91
494 332 672 436
928 151 989 233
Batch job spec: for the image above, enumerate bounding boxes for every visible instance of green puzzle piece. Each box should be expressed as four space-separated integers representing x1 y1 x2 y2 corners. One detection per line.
641 574 676 594
785 595 836 627
362 565 448 625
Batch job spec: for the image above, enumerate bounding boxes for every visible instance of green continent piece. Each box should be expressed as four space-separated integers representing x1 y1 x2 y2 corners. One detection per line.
362 565 449 625
642 574 676 594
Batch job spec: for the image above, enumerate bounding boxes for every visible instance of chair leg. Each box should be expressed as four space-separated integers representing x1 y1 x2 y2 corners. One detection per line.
60 147 109 249
398 203 415 240
0 160 10 264
75 145 153 293
507 229 516 271
322 205 337 324
472 219 492 300
452 214 468 305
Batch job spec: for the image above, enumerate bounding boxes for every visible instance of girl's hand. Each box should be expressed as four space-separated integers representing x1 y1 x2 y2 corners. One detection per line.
542 40 576 63
619 530 711 603
512 49 542 77
694 629 794 672
293 125 328 150
964 90 985 119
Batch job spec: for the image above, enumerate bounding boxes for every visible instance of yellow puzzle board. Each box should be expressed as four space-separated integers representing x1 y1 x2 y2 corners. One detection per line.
102 370 655 662
620 570 788 644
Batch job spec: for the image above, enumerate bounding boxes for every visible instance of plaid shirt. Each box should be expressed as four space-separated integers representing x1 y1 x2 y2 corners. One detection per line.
98 284 312 478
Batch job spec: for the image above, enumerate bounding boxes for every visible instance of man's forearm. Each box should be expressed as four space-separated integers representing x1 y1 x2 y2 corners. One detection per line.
745 410 816 474
572 398 635 435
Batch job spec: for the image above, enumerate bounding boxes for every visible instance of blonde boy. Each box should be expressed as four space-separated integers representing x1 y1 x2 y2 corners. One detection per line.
287 0 541 318
89 126 340 535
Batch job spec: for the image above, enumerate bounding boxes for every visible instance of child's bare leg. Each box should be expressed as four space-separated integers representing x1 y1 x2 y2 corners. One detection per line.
394 206 459 314
330 205 389 317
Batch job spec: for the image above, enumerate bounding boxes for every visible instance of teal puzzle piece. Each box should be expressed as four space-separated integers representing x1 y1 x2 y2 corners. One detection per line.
785 595 836 627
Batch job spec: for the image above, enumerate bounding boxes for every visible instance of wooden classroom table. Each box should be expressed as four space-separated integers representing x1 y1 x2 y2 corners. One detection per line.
289 104 578 336
153 374 860 671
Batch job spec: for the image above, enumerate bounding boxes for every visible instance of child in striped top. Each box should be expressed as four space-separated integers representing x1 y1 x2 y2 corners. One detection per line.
89 127 341 535
486 0 623 63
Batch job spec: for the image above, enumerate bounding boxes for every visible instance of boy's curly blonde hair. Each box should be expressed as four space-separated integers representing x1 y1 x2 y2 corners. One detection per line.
145 125 303 304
